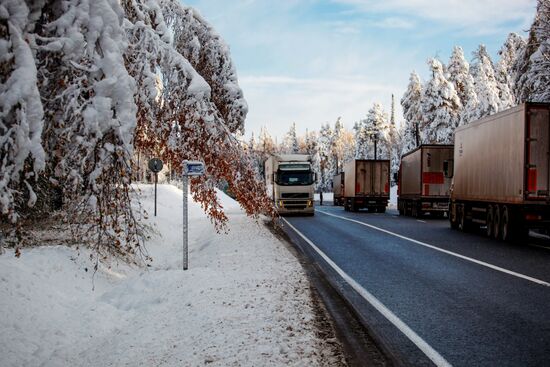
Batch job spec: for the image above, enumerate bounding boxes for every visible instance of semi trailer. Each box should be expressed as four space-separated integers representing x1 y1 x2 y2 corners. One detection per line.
397 144 454 217
264 154 316 215
343 159 390 212
332 172 345 206
450 102 550 240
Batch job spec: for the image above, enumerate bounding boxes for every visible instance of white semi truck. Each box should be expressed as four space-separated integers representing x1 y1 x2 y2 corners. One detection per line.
265 154 316 215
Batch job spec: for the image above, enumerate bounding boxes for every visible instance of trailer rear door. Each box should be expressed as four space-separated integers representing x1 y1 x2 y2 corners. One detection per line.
527 107 550 199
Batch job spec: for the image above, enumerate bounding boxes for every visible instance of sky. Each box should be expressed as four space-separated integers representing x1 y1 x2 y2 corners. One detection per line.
184 0 537 140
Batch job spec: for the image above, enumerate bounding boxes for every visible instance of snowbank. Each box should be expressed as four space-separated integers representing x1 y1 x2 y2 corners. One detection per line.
0 184 344 366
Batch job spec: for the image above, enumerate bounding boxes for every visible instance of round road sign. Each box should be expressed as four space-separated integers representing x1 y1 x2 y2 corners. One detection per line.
148 158 163 173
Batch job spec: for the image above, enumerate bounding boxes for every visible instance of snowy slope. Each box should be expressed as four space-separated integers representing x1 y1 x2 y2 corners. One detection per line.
0 184 344 367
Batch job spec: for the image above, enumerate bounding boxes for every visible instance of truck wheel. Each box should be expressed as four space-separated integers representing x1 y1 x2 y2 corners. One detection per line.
493 205 501 240
450 209 458 229
486 205 494 238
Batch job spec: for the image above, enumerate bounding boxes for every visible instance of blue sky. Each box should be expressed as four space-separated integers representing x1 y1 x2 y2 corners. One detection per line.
184 0 537 140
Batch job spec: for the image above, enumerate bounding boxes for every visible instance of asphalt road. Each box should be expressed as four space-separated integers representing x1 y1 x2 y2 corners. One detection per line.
282 205 550 367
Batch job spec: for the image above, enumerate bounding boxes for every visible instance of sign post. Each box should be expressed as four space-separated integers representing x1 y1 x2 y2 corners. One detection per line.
148 158 163 217
182 160 205 270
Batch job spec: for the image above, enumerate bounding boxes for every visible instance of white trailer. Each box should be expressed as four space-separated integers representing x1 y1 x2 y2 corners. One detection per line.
450 102 550 240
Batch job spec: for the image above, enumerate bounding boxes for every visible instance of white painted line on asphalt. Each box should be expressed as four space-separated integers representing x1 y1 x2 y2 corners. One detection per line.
282 218 453 367
417 220 427 223
317 210 550 287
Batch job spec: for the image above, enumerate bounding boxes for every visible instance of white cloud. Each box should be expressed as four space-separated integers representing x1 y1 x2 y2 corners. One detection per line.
240 75 404 138
333 0 536 32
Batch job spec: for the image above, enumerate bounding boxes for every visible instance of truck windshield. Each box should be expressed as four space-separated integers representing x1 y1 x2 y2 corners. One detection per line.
276 171 314 186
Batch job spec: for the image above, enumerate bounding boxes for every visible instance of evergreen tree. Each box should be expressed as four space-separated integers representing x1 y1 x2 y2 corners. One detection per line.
446 46 479 125
471 45 500 118
282 122 299 154
496 33 526 108
421 58 461 144
513 0 550 103
401 71 423 150
317 124 334 192
365 103 390 159
354 120 370 159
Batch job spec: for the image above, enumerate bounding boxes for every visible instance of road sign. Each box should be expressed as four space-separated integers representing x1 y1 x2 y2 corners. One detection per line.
183 160 205 176
182 160 205 270
148 158 163 217
148 158 163 173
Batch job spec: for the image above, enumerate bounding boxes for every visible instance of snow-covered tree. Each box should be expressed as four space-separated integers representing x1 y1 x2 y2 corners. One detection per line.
317 123 334 192
421 58 461 144
365 103 390 159
354 120 369 159
401 71 423 152
513 0 550 103
446 46 479 125
470 45 501 119
282 122 299 154
496 33 526 108
0 1 46 222
0 0 275 257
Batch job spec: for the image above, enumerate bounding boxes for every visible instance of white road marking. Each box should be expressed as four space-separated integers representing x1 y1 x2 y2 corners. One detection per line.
282 218 452 367
317 210 550 287
417 220 427 223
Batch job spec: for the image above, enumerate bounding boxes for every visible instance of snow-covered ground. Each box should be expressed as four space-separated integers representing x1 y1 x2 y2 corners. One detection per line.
0 184 345 367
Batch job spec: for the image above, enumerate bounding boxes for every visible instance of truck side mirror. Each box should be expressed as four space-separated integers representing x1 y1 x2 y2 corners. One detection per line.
443 160 454 178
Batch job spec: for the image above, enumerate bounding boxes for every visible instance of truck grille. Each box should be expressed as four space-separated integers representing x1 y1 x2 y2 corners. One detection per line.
281 193 309 199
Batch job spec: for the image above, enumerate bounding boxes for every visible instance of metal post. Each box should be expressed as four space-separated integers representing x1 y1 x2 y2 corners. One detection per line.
182 174 189 270
154 172 158 217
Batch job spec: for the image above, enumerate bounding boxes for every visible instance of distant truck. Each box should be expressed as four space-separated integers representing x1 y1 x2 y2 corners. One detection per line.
265 154 316 215
397 144 454 217
450 102 550 240
332 172 345 206
343 160 390 212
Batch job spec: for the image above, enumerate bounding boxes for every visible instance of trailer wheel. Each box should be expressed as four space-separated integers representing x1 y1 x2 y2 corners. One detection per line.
486 205 494 238
458 205 468 232
501 206 511 241
493 205 501 240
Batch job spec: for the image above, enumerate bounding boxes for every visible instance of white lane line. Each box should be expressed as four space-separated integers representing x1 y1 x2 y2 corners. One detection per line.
417 220 427 223
282 218 452 367
317 210 550 287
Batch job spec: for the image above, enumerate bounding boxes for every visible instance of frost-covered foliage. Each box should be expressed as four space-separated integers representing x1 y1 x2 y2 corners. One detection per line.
470 45 501 119
513 0 550 103
496 33 525 108
0 0 275 257
124 0 275 228
421 58 461 144
0 0 46 222
446 46 479 125
400 71 423 154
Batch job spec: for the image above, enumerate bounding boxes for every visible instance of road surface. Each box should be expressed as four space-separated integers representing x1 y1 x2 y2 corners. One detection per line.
282 205 550 367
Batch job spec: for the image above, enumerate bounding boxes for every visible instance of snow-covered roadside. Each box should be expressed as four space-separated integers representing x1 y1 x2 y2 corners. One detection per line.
0 184 345 367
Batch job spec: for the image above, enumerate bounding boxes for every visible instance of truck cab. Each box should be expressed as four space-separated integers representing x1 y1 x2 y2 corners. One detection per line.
265 154 316 215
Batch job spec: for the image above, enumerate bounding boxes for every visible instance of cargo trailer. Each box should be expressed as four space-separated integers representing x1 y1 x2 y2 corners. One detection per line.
343 160 390 212
450 102 550 240
332 172 345 206
398 145 454 217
